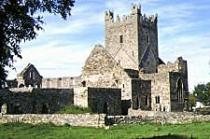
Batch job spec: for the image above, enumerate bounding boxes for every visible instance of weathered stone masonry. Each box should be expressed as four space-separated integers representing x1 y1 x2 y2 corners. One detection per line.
0 88 74 114
0 87 121 115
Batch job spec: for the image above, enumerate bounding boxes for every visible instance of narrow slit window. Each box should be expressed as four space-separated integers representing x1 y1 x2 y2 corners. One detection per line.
155 96 160 104
30 71 33 79
120 35 123 43
145 96 148 105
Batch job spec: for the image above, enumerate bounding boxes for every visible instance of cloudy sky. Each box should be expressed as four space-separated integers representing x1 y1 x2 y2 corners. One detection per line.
7 0 210 91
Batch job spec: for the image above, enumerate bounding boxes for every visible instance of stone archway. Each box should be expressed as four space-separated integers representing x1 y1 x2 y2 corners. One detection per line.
19 84 24 88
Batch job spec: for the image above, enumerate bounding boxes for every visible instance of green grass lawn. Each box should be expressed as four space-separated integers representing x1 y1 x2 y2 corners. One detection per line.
0 122 210 139
55 105 92 114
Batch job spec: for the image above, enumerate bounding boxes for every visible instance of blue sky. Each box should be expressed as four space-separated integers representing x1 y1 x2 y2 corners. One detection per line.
7 0 210 91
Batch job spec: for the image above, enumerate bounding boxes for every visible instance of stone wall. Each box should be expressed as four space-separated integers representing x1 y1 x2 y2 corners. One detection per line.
151 72 171 112
140 80 152 110
131 79 152 111
169 72 185 111
107 110 210 125
82 45 133 101
138 13 158 74
158 57 189 98
17 64 42 88
0 88 74 114
88 88 121 115
42 76 81 88
73 87 88 107
131 79 141 109
0 114 105 127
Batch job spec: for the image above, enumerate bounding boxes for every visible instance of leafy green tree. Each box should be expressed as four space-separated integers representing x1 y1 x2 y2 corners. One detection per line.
0 0 75 87
188 94 196 111
193 83 210 105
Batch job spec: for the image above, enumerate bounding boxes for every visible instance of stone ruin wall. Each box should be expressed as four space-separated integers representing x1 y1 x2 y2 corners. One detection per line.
139 80 152 110
2 111 210 127
0 87 122 115
69 87 122 115
42 76 82 89
105 5 159 73
0 114 106 127
151 72 171 112
138 14 158 74
16 64 42 88
108 110 210 125
81 46 133 101
139 73 170 112
82 71 132 101
138 57 189 112
0 88 74 114
73 87 88 108
105 11 139 70
88 88 122 115
169 72 187 111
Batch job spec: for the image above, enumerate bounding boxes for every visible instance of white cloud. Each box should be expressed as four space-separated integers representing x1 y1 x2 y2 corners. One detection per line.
8 43 92 79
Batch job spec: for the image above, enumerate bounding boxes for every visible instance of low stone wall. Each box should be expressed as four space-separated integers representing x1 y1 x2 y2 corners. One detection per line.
0 114 106 127
107 110 210 125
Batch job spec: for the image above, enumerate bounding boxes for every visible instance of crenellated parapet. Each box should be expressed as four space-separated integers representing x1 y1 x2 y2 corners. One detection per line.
105 4 157 30
140 14 158 30
158 57 188 75
105 10 114 23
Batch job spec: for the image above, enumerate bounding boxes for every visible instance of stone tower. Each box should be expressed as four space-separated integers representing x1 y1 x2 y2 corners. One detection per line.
105 5 159 73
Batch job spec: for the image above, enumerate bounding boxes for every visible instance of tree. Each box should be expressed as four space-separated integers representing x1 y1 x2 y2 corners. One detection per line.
193 83 210 105
0 0 75 87
188 94 196 111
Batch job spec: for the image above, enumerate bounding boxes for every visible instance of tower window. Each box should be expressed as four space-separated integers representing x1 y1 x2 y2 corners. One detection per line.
81 81 86 87
132 51 134 56
155 96 160 104
120 35 123 43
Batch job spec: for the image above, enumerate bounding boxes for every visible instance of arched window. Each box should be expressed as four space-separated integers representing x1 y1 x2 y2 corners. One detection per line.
19 84 24 88
81 81 86 87
177 79 184 102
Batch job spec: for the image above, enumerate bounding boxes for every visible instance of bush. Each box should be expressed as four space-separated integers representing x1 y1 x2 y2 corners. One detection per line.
55 105 92 114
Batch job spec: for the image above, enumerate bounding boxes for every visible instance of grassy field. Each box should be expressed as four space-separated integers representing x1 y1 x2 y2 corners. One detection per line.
0 122 210 139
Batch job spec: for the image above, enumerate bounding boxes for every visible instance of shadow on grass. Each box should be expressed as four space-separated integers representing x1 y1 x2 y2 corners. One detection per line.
138 134 196 139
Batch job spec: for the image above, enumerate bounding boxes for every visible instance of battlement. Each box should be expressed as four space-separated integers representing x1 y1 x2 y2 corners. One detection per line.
158 57 188 74
141 14 158 27
105 4 157 28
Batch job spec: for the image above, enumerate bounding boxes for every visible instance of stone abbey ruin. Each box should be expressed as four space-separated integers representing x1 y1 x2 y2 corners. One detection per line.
1 5 189 116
